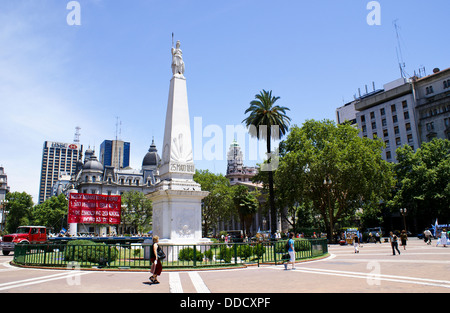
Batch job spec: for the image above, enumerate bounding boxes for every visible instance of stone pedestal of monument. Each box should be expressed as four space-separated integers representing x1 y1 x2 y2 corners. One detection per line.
147 41 210 261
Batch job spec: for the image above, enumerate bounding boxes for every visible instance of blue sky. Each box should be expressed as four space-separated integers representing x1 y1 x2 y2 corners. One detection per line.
0 0 449 203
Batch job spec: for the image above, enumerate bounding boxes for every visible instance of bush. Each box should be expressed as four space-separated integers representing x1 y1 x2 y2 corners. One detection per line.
294 239 311 252
64 240 119 264
253 244 266 258
237 245 253 260
275 239 311 253
178 247 204 262
204 249 214 260
218 246 232 263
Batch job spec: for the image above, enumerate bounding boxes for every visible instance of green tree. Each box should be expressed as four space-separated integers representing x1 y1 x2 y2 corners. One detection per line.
232 185 259 236
243 89 291 237
277 120 394 242
194 170 233 237
390 139 450 228
32 194 68 232
4 192 34 233
121 191 153 234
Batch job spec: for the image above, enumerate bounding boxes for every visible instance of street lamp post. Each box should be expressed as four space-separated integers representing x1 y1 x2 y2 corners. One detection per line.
0 199 8 232
400 208 407 231
323 176 333 242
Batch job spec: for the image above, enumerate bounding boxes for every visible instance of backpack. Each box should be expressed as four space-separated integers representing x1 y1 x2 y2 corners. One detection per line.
285 240 290 251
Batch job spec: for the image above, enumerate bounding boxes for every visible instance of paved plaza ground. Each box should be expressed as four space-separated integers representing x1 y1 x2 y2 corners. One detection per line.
1 238 449 294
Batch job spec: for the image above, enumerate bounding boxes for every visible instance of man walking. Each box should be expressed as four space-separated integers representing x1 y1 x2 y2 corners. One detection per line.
424 229 432 245
284 232 296 270
390 231 401 255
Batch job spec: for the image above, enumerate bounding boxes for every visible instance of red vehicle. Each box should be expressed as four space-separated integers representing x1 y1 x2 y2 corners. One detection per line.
1 226 47 255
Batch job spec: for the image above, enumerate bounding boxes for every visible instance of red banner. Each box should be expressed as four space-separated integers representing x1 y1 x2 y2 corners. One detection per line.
68 193 121 225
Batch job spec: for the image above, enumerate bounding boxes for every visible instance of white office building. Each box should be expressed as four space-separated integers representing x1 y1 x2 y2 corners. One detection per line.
336 67 450 162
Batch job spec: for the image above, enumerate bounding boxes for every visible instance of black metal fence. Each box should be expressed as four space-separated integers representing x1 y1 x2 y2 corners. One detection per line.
13 239 328 270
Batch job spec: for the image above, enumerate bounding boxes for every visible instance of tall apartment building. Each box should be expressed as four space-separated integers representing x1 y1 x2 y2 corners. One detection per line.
0 166 9 201
39 141 83 203
412 67 450 143
0 167 9 231
99 140 130 170
336 66 450 162
356 78 419 162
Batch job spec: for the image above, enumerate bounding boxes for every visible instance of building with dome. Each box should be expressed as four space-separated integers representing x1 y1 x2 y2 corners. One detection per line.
225 140 258 186
72 140 160 197
53 140 160 235
223 140 269 234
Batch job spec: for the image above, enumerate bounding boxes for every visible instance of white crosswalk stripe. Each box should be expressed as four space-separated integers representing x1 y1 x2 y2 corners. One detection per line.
169 271 210 293
169 272 184 293
188 272 211 293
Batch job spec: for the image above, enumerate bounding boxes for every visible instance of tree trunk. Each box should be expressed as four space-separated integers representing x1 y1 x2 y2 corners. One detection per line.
267 126 277 238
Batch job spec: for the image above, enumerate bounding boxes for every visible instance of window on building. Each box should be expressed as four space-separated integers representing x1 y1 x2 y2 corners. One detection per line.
402 101 408 109
407 134 413 143
383 129 389 137
393 115 398 123
371 122 377 129
427 132 437 142
380 108 385 116
362 125 367 133
391 104 396 113
386 151 392 159
360 115 365 123
405 123 411 131
445 118 450 128
394 126 399 134
382 119 387 127
385 140 390 148
404 111 409 120
396 137 401 146
370 112 375 119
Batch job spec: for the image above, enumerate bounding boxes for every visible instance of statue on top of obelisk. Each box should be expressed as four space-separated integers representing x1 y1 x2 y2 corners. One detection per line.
171 39 185 77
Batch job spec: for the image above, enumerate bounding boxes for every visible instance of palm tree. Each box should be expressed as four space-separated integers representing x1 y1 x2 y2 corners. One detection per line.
242 89 291 238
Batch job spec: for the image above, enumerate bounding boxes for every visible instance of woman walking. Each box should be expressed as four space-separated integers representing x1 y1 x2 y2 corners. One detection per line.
353 234 360 253
150 235 163 284
400 230 408 250
440 229 448 247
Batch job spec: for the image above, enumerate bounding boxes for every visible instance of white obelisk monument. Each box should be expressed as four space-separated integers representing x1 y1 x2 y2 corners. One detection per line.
148 40 209 247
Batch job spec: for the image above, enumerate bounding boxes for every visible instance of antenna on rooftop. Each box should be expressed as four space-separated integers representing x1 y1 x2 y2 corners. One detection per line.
74 126 81 143
393 20 408 78
115 117 122 141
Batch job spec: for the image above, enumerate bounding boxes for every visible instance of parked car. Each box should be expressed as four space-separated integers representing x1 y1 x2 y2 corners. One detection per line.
1 226 48 255
227 230 244 243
